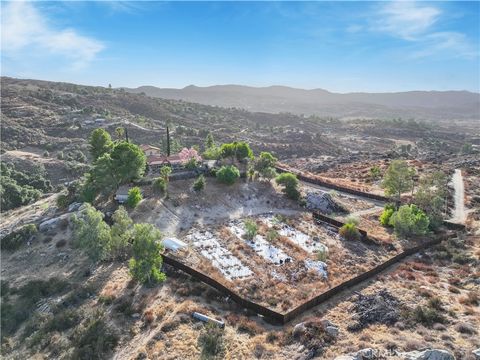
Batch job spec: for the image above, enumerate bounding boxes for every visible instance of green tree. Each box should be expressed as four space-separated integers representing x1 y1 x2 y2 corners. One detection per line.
115 127 125 140
390 204 430 238
381 160 415 205
110 206 133 260
128 224 166 284
71 204 112 262
127 187 142 208
153 177 167 194
414 171 448 230
89 129 113 160
235 142 254 161
205 132 215 149
275 172 300 200
220 143 236 161
89 154 118 195
379 204 396 227
216 165 240 185
193 174 206 192
160 165 172 182
110 142 146 184
254 152 278 179
461 142 473 154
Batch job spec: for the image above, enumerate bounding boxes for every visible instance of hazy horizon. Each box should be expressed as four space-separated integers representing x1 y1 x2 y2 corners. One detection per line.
1 1 479 93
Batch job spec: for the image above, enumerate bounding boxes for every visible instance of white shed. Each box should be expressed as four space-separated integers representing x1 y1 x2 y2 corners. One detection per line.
162 237 187 252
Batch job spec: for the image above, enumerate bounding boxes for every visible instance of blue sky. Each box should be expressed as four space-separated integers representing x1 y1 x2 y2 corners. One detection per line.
1 1 479 92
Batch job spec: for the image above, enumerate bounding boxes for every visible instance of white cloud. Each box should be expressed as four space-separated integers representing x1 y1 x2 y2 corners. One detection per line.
376 1 441 40
1 1 104 69
368 1 478 60
410 31 478 60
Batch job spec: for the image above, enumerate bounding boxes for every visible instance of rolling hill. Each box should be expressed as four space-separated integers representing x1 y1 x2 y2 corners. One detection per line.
124 84 480 121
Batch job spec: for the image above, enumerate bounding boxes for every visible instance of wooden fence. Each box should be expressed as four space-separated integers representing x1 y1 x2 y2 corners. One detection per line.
162 233 452 324
275 164 389 202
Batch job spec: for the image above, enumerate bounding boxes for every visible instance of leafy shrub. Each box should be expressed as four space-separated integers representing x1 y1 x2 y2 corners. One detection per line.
266 229 279 242
369 166 381 180
44 309 80 332
1 278 70 339
128 224 166 284
379 204 396 227
0 162 51 211
275 172 300 200
390 204 429 238
71 204 112 262
184 157 199 170
56 194 70 209
1 224 37 251
339 222 361 241
244 219 258 240
72 316 119 359
254 152 278 179
193 175 206 192
198 324 225 359
410 305 446 327
216 165 240 185
110 206 133 260
153 177 167 193
203 146 221 160
317 249 328 262
126 187 142 208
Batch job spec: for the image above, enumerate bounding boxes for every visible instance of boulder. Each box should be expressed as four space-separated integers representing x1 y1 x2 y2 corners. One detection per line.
68 202 82 212
39 217 61 232
472 349 480 360
292 322 307 338
325 325 339 338
334 348 377 360
401 349 455 360
305 191 347 214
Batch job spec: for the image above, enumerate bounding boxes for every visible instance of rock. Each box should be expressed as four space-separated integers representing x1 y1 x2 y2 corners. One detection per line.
305 191 347 214
293 322 307 337
472 349 480 360
325 325 339 338
334 348 377 360
401 349 455 360
68 202 82 212
39 217 61 232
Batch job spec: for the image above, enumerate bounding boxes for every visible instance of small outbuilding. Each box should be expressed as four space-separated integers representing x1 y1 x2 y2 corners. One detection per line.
115 185 131 203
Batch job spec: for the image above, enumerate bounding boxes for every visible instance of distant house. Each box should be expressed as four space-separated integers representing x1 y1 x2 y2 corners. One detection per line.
147 154 184 173
115 185 131 203
140 144 161 157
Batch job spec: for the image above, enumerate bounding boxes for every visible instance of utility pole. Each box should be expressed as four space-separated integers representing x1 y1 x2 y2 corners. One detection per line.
125 126 129 143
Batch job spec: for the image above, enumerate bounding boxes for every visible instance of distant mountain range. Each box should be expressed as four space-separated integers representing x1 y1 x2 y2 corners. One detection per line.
124 84 479 121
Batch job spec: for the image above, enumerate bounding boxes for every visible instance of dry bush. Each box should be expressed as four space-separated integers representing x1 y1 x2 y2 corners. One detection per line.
143 310 155 325
455 322 477 335
417 287 434 298
226 314 264 336
459 291 479 306
161 320 179 333
448 285 461 294
266 332 279 343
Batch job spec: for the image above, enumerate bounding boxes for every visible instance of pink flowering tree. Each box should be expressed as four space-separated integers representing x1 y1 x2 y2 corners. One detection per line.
178 148 201 167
